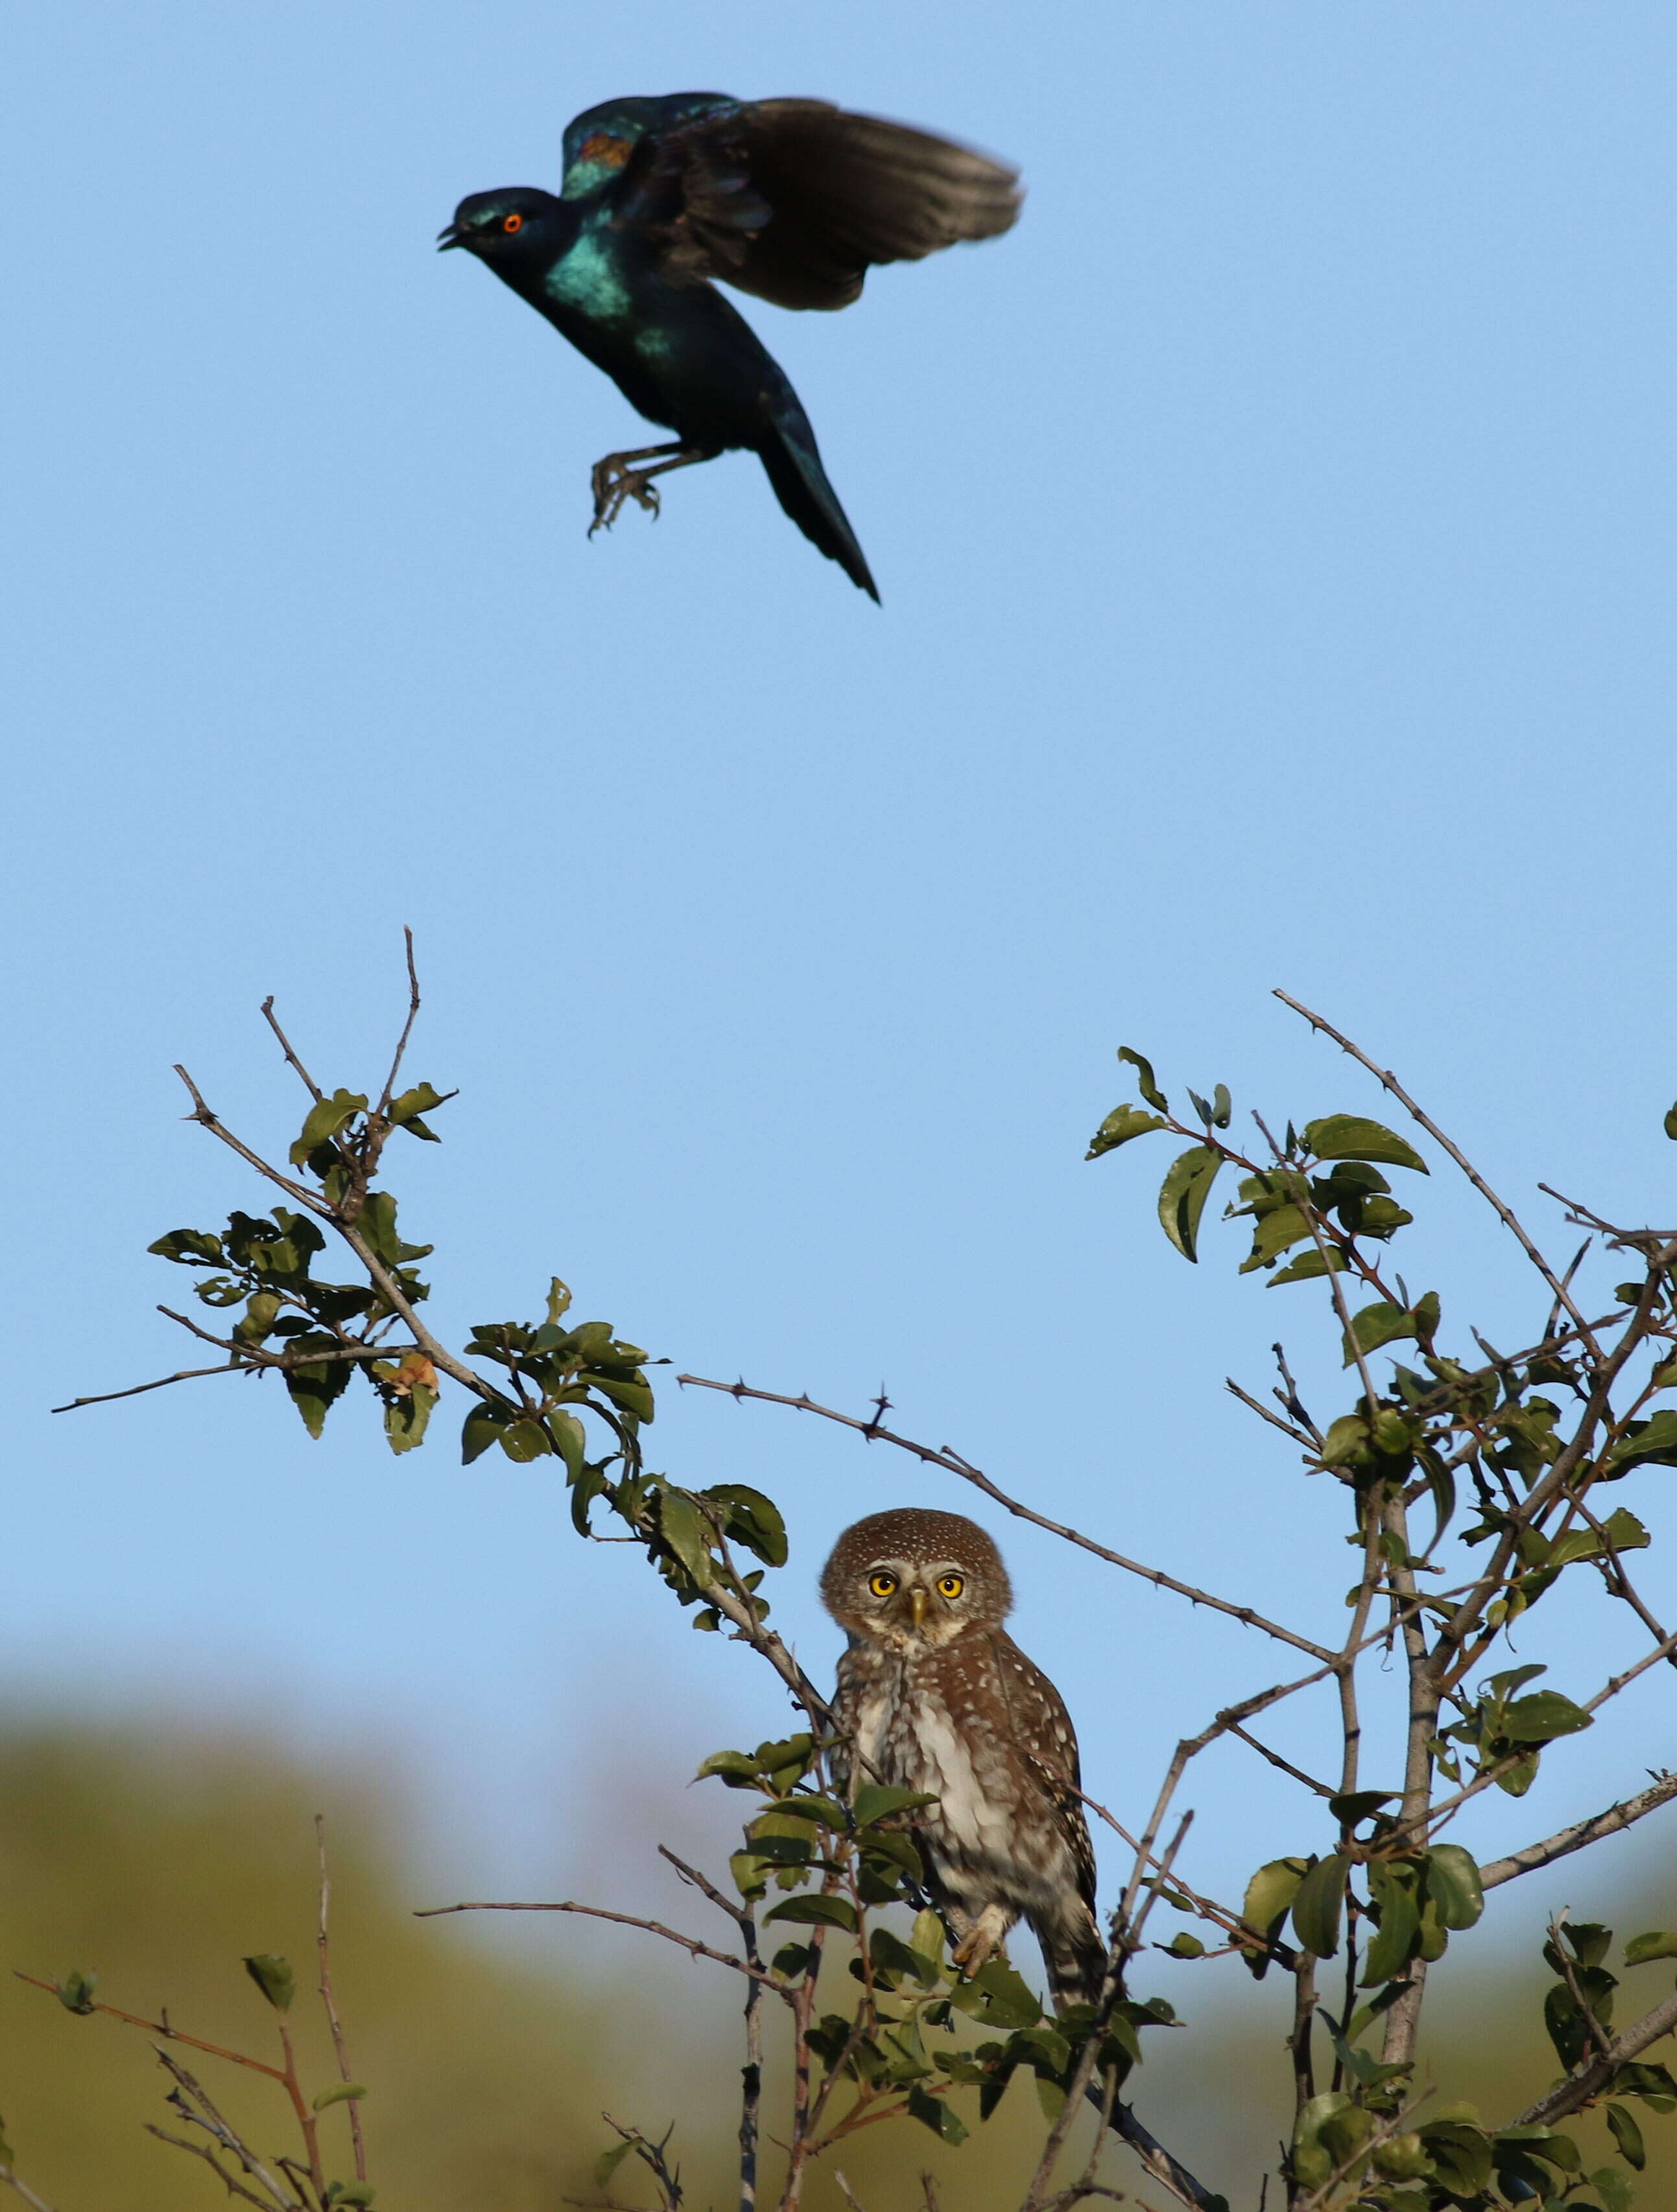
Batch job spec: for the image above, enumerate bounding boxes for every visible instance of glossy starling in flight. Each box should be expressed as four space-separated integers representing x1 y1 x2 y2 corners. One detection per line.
440 94 1021 599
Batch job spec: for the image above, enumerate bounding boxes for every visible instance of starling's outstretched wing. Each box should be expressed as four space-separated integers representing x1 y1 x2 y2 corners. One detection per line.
617 95 1021 311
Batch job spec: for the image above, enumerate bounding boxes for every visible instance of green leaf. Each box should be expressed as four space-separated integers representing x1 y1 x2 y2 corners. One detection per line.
388 1081 449 1135
965 1958 1043 2028
1607 1410 1677 1473
852 1784 938 1828
384 1382 435 1456
1327 1791 1396 1826
312 2084 369 2111
658 1491 713 1585
1238 1201 1316 1273
1607 2105 1646 2171
242 1953 295 2011
763 1893 859 1932
1268 1246 1346 1286
497 1419 551 1464
148 1227 225 1266
460 1401 513 1465
1157 1145 1222 1263
1302 1116 1428 1173
704 1484 789 1569
1087 1103 1169 1160
0 2111 13 2163
1593 2165 1635 2212
1624 1930 1677 1966
1665 1102 1677 1141
1243 1857 1309 1971
1342 1301 1419 1366
55 1969 97 2015
1362 1863 1421 1985
1420 2122 1493 2195
284 1362 350 1441
906 2085 968 2143
1118 1046 1169 1112
1162 1931 1206 1958
593 2139 634 2189
1500 1691 1593 1744
323 2188 376 2209
1292 1854 1348 1958
547 1410 587 1481
1426 1845 1484 1930
289 1089 368 1167
695 1749 765 1789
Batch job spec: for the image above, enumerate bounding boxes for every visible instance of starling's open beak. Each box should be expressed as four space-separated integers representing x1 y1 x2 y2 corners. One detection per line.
436 224 462 252
909 1587 929 1630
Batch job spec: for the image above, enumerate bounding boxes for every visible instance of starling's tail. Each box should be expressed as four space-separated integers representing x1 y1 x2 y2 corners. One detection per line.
755 400 880 602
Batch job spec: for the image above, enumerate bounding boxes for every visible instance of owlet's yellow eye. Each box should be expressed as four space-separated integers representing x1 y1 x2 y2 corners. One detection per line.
868 1571 898 1599
502 212 524 234
938 1574 964 1600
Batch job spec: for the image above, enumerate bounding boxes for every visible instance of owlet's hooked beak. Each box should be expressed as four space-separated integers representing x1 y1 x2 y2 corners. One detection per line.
909 1585 930 1629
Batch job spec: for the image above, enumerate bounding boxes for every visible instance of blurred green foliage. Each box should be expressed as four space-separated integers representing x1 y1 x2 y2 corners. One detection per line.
3 1722 1676 2211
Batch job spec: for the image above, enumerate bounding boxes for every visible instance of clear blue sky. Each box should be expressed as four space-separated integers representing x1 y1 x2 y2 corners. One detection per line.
6 1 1675 2006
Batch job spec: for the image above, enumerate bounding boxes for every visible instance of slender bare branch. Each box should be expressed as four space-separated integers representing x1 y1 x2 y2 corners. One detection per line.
377 926 423 1114
0 2172 62 2212
676 1374 1333 1662
1272 991 1600 1360
53 1362 242 1413
151 2050 300 2209
12 1973 286 2082
1481 1772 1677 1890
142 2126 284 2211
259 997 324 1103
412 1898 796 2001
315 1815 367 2184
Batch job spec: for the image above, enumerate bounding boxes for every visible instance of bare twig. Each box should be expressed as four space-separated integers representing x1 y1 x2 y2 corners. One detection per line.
1272 991 1600 1360
412 1898 796 2001
676 1375 1333 1663
377 927 423 1114
1514 1987 1677 2126
152 2050 300 2209
142 2126 285 2211
1229 1724 1335 1802
315 1815 367 2183
12 1972 286 2082
53 1362 243 1413
1481 1772 1677 1890
0 2172 62 2212
260 997 324 1103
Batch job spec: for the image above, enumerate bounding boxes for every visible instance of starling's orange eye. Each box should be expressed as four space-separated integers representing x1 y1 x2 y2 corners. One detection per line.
868 1572 898 1600
502 213 523 234
938 1574 964 1600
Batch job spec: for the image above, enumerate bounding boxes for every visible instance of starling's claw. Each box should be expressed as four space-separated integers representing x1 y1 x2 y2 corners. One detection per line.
588 443 708 537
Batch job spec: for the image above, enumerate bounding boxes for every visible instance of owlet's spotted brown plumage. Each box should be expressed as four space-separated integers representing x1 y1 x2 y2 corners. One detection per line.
820 1506 1106 2010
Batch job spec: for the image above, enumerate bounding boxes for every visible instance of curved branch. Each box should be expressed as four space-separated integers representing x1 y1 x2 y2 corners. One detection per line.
1272 991 1601 1362
676 1375 1333 1663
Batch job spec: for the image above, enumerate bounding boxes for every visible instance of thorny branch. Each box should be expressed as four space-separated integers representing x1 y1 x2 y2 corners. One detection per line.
675 1375 1333 1662
412 1896 798 2002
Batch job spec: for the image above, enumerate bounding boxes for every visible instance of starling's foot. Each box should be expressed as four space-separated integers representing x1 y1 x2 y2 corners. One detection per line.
586 444 719 539
589 454 665 535
951 1905 1014 1981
